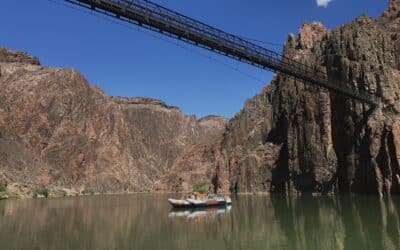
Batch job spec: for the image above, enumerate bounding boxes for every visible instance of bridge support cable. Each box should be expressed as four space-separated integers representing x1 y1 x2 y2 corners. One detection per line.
63 0 380 106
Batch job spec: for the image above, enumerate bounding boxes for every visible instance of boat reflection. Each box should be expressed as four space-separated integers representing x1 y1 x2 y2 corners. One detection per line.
169 206 232 219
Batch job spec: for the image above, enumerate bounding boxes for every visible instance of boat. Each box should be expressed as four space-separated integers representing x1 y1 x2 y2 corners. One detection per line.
167 198 192 208
168 196 231 208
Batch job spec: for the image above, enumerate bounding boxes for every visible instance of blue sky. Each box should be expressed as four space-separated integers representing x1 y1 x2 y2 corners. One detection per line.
1 0 388 118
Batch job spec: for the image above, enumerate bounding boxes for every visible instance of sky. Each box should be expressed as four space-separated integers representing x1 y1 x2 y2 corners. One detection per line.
0 0 388 118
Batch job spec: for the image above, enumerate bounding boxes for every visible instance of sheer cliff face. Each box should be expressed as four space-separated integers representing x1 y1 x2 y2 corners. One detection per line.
0 49 226 194
220 0 400 195
1 1 399 196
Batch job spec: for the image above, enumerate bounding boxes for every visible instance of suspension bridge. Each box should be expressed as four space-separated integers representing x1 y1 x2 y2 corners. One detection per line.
62 0 380 106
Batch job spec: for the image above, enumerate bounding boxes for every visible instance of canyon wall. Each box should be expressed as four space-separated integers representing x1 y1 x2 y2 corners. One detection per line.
216 0 400 195
1 1 400 196
0 48 226 195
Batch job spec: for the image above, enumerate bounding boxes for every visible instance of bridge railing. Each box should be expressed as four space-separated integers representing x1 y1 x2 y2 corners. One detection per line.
66 0 380 106
89 0 313 70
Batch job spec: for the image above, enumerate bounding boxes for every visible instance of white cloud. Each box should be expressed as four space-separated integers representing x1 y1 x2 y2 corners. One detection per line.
316 0 333 7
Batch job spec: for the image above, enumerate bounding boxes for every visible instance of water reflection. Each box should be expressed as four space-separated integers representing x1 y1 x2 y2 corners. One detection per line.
269 195 400 250
168 206 232 220
0 194 399 250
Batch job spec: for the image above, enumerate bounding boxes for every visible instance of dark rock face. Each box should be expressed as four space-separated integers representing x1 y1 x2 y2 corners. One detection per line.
217 1 400 195
0 49 226 194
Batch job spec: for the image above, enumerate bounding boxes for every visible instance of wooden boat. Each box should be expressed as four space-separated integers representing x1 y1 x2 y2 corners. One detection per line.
168 196 231 208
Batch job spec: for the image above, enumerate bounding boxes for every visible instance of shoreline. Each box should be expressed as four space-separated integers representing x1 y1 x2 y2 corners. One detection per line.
1 189 391 201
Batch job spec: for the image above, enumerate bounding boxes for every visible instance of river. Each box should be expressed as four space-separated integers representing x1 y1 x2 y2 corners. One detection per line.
0 194 399 250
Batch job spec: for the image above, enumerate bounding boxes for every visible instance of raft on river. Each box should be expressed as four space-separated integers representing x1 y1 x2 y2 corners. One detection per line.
168 196 232 208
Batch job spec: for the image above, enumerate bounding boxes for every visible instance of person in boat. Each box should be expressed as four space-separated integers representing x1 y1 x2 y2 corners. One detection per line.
183 192 195 200
206 186 214 199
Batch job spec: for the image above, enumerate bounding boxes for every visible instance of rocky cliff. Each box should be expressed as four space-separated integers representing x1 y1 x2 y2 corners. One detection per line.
213 0 400 195
0 48 226 196
1 1 399 197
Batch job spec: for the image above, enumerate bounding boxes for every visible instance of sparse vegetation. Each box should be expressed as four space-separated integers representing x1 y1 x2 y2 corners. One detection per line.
82 188 96 196
0 183 8 200
0 185 19 200
0 183 6 193
51 189 67 198
0 192 7 200
33 187 50 198
192 180 210 194
2 192 19 200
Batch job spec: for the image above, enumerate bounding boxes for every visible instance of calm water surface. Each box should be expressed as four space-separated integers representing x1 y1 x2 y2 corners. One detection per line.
0 194 399 250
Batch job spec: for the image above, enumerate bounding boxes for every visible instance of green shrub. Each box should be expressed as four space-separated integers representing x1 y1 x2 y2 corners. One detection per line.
33 187 50 198
192 180 210 194
0 192 19 200
0 183 6 193
0 192 7 200
82 188 95 195
52 189 67 197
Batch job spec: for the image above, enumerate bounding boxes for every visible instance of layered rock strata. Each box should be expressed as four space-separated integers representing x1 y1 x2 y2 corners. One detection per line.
216 0 400 195
0 49 226 195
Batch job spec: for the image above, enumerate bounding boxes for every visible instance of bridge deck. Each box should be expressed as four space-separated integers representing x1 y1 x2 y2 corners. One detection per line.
64 0 380 106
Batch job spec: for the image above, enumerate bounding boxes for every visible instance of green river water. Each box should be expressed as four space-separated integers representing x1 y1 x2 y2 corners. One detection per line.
0 194 399 250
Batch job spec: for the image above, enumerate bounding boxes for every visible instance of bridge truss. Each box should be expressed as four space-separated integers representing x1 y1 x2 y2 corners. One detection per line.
64 0 380 106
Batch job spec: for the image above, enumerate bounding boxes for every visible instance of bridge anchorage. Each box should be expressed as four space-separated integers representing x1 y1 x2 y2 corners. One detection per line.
64 0 381 106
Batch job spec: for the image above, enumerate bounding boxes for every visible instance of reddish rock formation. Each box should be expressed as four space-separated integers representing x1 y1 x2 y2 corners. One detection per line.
1 1 399 196
0 49 226 195
164 116 228 192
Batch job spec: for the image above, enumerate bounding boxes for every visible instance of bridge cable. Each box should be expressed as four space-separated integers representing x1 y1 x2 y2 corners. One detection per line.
47 0 272 85
236 36 283 48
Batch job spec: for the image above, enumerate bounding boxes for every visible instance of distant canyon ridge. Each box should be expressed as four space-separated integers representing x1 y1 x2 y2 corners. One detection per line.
0 49 226 196
1 0 400 197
